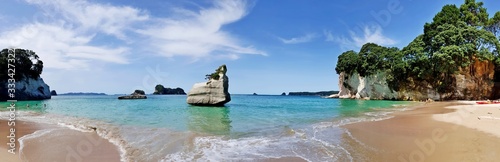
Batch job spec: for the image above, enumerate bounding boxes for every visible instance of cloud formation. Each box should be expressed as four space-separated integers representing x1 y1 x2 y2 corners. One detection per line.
278 33 317 44
137 0 266 59
325 25 396 50
0 0 264 70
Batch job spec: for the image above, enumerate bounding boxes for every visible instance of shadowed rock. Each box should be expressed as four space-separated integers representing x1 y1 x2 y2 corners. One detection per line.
118 90 147 99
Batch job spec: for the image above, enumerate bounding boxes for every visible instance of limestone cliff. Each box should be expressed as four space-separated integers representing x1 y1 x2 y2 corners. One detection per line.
187 65 231 106
0 77 51 101
337 58 498 101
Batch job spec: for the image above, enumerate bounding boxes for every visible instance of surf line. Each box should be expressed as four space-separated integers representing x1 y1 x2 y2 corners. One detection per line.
6 48 17 154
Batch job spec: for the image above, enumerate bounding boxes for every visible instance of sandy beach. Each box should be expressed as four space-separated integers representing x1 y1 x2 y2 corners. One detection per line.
343 102 500 162
0 119 120 162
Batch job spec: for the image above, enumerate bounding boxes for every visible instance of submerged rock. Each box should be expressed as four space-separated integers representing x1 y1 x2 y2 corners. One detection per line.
187 65 231 106
118 90 147 99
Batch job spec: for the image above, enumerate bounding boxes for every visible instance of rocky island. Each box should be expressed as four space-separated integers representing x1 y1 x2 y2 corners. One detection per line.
153 84 186 95
0 48 51 101
118 90 147 99
187 64 231 106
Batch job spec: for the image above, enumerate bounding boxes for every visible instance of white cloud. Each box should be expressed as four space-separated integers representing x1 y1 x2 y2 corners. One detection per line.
278 33 317 44
0 0 148 70
325 25 396 50
25 0 149 39
136 0 266 58
0 0 265 70
0 23 129 70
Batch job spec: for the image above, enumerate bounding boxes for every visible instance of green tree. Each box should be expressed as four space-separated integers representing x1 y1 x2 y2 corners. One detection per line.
335 50 359 75
0 48 43 80
154 84 165 94
459 0 489 27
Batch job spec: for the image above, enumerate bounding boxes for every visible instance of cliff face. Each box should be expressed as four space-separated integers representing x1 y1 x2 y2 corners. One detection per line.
0 77 51 101
338 59 498 101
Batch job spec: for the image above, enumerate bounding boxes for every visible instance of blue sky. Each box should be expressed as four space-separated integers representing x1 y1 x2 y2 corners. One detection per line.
1 0 499 94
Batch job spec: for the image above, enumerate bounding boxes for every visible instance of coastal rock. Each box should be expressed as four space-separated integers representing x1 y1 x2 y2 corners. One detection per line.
0 77 51 101
153 84 186 95
118 90 147 99
337 58 497 101
281 92 286 96
51 90 57 96
288 91 339 96
187 65 231 106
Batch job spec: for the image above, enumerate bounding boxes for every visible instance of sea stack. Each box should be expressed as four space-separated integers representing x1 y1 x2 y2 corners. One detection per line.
118 90 147 99
187 64 231 106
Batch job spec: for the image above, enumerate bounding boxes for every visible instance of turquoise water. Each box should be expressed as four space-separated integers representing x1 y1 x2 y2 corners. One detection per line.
0 95 412 161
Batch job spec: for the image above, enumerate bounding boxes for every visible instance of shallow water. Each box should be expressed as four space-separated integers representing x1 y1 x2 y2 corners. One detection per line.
0 95 413 161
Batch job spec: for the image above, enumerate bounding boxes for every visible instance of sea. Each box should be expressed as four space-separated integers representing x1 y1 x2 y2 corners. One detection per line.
0 94 415 162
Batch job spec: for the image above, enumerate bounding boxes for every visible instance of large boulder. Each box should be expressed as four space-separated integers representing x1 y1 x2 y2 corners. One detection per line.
187 65 231 106
0 77 51 101
118 90 147 99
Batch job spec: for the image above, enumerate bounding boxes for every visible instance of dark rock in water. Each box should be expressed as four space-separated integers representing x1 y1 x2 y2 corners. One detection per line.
118 90 147 99
153 85 186 95
281 92 286 96
253 93 258 95
51 90 57 96
187 64 231 106
288 91 339 96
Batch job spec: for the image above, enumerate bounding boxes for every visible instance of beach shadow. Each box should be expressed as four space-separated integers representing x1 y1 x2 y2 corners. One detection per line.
187 106 232 135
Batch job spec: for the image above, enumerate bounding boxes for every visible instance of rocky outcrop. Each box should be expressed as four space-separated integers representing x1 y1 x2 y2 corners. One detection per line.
337 58 498 100
153 84 186 95
51 90 57 96
281 92 286 96
187 65 231 106
118 90 147 99
0 77 51 101
288 91 339 96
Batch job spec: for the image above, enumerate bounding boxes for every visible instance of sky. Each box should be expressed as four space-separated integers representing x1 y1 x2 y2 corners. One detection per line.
1 0 499 95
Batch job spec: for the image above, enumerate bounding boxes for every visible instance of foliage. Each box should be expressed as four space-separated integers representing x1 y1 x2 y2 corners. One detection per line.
335 0 500 94
335 50 358 75
0 48 44 80
205 64 227 80
154 84 165 94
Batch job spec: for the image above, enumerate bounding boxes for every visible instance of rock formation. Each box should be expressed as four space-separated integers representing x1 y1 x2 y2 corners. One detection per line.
288 91 339 96
153 84 186 95
281 92 286 96
51 90 57 96
0 77 51 101
187 65 231 106
336 58 497 101
118 90 147 99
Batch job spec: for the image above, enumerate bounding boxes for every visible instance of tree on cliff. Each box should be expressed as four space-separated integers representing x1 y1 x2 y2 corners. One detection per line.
335 0 500 99
0 48 44 80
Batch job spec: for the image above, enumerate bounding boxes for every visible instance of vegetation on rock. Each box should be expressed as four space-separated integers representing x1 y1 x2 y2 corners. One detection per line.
0 48 44 80
205 64 227 80
335 0 500 99
154 84 186 95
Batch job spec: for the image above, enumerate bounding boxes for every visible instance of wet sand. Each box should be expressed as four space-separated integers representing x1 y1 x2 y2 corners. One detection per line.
343 102 500 162
0 120 120 162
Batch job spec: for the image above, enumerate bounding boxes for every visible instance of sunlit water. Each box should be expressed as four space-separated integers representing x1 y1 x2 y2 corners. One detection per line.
1 95 414 161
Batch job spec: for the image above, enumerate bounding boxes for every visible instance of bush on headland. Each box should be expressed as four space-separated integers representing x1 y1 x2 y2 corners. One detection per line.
335 0 500 100
0 48 51 101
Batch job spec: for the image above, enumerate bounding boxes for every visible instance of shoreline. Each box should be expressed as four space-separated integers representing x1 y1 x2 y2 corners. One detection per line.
0 119 121 162
342 101 500 161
